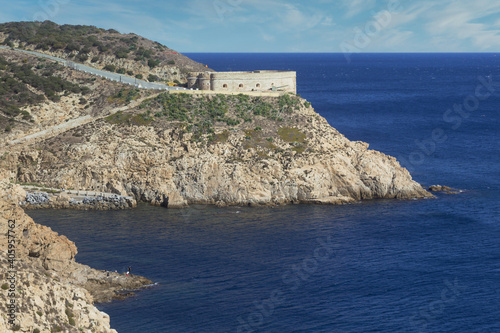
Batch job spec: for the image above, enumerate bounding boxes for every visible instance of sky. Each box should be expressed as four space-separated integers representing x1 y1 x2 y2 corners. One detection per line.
1 0 500 53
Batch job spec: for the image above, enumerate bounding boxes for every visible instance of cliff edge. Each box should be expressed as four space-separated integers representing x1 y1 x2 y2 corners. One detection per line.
0 29 432 208
2 92 432 208
0 170 152 332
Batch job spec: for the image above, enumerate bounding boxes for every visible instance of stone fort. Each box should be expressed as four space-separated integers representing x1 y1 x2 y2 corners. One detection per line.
187 70 297 94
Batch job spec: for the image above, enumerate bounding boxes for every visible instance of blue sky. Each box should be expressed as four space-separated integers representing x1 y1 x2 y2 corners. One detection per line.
2 0 500 53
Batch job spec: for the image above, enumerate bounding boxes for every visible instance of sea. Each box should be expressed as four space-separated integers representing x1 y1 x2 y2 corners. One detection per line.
28 53 500 333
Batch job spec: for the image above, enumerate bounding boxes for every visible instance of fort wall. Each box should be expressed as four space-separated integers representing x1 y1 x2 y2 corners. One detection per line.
187 70 296 94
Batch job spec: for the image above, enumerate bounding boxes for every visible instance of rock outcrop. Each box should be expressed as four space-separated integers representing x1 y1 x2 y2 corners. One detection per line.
0 171 152 332
428 185 462 194
2 97 433 208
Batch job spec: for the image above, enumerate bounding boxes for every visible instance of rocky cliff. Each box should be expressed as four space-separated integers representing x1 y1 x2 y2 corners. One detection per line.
0 28 432 208
0 171 152 332
2 92 432 208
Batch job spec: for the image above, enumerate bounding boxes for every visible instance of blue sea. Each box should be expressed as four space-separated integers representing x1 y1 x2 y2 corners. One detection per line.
29 53 500 332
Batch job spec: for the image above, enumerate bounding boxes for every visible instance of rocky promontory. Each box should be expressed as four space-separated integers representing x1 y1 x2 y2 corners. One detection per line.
0 172 152 332
2 92 433 208
0 23 433 208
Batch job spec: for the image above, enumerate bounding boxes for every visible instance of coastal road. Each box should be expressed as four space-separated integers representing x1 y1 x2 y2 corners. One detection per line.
0 45 188 91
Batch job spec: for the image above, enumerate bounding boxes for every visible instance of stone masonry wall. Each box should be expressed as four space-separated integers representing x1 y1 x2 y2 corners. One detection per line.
188 70 297 94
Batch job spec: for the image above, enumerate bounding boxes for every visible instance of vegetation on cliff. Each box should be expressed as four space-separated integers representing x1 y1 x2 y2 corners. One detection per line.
0 48 146 134
2 86 432 208
133 92 306 143
0 21 209 83
0 54 92 130
0 23 431 208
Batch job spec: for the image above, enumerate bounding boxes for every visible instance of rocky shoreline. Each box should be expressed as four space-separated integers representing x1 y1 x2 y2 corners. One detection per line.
0 175 152 332
3 95 434 209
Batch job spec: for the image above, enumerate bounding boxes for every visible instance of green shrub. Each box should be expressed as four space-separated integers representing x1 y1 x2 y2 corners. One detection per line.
278 127 306 143
114 47 129 59
135 74 143 79
103 64 116 72
77 53 88 62
1 283 8 290
148 58 161 68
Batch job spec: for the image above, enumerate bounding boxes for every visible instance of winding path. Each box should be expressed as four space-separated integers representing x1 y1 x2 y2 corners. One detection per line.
0 45 188 91
0 46 179 147
7 93 160 146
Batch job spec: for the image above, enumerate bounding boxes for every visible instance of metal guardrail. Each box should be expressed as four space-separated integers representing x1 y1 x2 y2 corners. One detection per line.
0 45 189 91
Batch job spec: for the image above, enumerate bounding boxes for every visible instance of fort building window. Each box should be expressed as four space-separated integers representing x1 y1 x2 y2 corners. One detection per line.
239 83 244 88
256 83 261 88
223 84 228 88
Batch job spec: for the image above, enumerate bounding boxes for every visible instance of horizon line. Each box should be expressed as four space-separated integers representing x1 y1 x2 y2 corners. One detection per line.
183 51 500 54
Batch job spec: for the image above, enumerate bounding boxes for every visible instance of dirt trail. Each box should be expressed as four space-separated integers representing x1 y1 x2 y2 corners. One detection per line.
5 93 160 148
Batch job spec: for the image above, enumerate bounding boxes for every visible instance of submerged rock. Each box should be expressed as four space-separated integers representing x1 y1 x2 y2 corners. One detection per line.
428 185 462 194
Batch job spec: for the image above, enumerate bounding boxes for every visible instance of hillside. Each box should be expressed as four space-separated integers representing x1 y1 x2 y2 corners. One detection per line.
0 47 145 136
0 21 210 84
0 21 433 208
0 45 432 207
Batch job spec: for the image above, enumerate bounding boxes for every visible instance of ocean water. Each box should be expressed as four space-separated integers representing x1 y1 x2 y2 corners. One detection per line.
28 53 500 333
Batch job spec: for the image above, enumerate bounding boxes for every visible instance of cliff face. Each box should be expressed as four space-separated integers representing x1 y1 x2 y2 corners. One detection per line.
0 40 432 208
2 95 432 208
0 172 151 332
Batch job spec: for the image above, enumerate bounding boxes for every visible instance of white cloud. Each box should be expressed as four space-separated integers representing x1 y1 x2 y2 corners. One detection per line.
342 0 376 19
261 32 275 42
321 16 335 27
387 2 436 28
424 0 500 50
274 4 324 32
376 30 414 49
